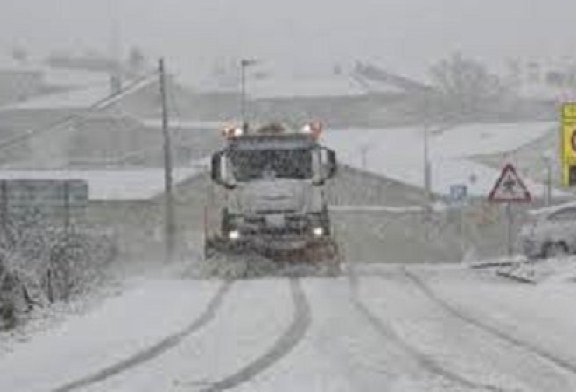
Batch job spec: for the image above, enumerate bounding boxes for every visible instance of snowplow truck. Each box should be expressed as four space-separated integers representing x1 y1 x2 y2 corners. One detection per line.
204 122 340 278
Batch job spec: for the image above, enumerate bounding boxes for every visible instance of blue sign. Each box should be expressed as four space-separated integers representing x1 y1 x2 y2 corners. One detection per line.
449 184 468 203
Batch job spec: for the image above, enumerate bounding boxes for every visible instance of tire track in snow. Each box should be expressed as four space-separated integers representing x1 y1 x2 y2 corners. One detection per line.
52 280 234 392
347 266 506 392
202 278 311 392
403 268 576 379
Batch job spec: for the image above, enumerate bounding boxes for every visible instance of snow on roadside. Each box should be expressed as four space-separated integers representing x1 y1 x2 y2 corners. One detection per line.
538 258 576 284
422 265 576 375
470 256 576 285
355 274 535 391
0 259 197 361
0 277 221 392
0 277 125 360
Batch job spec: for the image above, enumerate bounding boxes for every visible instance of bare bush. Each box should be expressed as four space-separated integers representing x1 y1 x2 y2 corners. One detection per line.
0 215 116 330
429 52 511 121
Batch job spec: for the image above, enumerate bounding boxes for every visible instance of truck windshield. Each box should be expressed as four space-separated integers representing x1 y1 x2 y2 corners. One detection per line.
229 149 313 181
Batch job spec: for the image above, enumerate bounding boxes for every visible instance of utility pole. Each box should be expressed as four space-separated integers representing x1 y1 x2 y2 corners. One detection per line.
159 58 175 262
506 203 514 256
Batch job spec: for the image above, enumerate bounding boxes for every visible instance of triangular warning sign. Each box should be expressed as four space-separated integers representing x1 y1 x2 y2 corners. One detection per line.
488 164 531 203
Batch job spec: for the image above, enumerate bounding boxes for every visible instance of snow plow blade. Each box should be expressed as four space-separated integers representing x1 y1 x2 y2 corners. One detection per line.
200 236 342 279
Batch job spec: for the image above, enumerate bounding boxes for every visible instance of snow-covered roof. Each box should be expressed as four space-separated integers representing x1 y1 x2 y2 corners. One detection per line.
515 83 576 102
2 84 111 110
0 54 42 73
431 122 553 158
251 77 363 99
324 122 565 198
1 75 156 111
139 118 228 130
194 71 406 99
42 68 111 88
0 55 112 88
0 164 207 201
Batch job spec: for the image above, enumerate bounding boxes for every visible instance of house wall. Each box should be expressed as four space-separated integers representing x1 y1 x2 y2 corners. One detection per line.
85 173 212 263
0 70 43 106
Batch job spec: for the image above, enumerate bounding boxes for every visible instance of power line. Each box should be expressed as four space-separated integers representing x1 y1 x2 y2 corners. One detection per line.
73 70 187 168
0 72 158 153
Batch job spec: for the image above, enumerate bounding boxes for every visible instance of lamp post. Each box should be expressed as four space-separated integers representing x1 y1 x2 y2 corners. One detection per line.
423 123 432 203
240 59 258 130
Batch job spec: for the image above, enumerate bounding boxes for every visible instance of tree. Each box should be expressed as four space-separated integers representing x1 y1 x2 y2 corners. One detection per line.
430 53 508 121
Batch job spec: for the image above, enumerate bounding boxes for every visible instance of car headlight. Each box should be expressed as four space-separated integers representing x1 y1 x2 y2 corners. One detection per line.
313 227 324 237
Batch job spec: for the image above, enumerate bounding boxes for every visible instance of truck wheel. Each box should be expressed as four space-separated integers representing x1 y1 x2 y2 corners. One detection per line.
0 300 16 330
221 209 232 234
543 242 568 259
320 208 331 236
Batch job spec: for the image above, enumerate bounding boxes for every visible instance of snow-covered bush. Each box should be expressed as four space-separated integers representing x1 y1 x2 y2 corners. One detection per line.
0 215 117 330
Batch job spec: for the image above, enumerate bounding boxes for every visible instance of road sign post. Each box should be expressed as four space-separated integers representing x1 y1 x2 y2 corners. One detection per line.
449 184 468 238
488 164 531 256
505 203 513 256
449 184 468 204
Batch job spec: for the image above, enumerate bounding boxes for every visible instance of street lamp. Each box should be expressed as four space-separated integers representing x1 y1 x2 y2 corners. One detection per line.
423 123 432 202
240 59 258 130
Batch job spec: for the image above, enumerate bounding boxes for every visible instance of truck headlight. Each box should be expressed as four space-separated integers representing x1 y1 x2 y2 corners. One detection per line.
313 227 324 237
229 230 240 240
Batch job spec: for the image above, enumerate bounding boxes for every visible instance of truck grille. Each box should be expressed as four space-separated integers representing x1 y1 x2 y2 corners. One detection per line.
256 209 297 214
261 227 304 236
243 214 309 235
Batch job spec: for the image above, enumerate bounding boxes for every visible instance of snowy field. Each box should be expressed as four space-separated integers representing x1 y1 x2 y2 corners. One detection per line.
2 263 576 391
324 122 559 198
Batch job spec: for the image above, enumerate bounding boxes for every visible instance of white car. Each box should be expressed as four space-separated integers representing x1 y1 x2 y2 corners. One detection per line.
519 205 576 259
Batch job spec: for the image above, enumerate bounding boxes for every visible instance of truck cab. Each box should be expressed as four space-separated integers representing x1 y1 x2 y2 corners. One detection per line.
210 122 337 251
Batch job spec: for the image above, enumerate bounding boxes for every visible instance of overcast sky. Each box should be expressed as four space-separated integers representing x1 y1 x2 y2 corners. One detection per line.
1 0 575 82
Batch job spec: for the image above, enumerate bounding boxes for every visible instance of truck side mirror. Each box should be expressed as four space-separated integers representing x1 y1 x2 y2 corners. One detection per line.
314 147 337 185
325 149 337 179
211 151 237 189
211 151 224 185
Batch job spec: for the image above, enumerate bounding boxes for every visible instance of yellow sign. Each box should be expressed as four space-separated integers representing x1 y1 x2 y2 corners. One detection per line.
563 103 576 119
562 103 576 185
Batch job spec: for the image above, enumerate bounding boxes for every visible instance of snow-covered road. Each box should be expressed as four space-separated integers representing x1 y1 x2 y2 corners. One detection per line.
2 264 576 391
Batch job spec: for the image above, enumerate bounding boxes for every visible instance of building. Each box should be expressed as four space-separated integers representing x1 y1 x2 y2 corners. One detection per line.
191 62 435 127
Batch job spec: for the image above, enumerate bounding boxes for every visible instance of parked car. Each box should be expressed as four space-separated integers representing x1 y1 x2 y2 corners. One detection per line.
519 204 576 259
